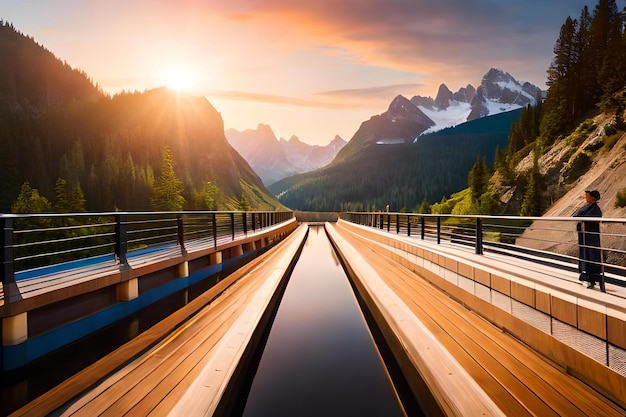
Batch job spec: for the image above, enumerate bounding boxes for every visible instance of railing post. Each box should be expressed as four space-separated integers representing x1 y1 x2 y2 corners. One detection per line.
1 217 18 302
114 214 129 269
475 218 483 255
396 214 400 234
420 217 425 240
387 213 390 232
407 215 411 237
176 215 187 255
251 212 256 232
230 212 235 240
242 212 248 236
212 213 217 248
436 217 441 244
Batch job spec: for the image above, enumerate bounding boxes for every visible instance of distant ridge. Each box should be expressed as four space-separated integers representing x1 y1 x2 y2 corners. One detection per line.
226 125 346 186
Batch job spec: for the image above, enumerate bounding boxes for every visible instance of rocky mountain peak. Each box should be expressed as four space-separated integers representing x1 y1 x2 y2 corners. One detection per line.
467 68 542 121
255 123 275 136
287 135 302 144
387 95 435 127
452 84 476 103
434 84 454 109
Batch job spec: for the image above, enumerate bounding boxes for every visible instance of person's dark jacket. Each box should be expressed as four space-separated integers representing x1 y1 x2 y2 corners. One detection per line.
574 201 602 277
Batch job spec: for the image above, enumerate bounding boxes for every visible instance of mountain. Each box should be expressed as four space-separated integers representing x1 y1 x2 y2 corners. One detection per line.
410 68 542 136
225 125 346 186
333 95 435 163
0 22 282 212
467 68 543 121
0 22 101 107
270 109 523 211
281 134 347 173
333 68 540 165
268 68 541 212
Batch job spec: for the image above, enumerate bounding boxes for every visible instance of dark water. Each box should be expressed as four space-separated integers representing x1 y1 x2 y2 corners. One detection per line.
241 225 405 417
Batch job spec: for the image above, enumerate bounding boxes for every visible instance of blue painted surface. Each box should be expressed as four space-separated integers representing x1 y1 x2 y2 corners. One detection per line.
16 254 116 281
3 250 260 371
15 243 178 281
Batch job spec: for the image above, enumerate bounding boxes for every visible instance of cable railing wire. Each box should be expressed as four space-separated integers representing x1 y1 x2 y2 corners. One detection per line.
1 211 294 291
342 211 626 292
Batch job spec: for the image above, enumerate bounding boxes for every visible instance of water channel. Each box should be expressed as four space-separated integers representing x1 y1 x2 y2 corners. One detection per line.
237 225 406 417
2 225 421 416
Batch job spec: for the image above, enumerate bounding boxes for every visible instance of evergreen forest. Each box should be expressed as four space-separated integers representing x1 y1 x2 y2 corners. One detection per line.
0 21 282 214
270 109 523 212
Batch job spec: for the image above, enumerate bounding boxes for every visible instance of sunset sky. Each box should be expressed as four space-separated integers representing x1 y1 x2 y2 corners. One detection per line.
3 0 623 145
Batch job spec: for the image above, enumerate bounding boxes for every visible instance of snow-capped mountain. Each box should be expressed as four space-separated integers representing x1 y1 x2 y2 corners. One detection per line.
411 68 543 136
225 124 347 186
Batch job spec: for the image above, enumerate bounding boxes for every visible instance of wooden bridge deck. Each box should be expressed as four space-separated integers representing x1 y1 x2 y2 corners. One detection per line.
10 224 308 417
327 222 626 416
9 221 626 416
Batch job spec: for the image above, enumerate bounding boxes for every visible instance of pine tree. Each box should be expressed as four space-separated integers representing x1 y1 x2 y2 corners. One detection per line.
541 16 578 140
11 181 52 213
575 6 594 112
70 183 86 212
54 177 71 212
520 153 542 216
238 193 251 211
416 198 431 214
468 157 489 203
198 181 219 210
150 147 185 211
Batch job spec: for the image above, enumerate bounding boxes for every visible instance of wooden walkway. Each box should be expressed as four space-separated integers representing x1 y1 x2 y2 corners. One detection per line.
9 221 626 416
10 225 308 417
327 221 626 416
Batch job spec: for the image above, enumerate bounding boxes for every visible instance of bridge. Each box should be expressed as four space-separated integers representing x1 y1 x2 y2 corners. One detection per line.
2 211 626 416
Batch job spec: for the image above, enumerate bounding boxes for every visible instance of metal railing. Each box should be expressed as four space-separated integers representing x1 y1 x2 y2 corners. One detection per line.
1 210 293 296
341 212 626 291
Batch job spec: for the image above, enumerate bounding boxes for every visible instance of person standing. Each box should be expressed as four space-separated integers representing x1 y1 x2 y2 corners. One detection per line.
574 189 603 288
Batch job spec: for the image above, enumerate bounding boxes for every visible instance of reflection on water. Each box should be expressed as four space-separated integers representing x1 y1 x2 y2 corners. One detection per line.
242 225 404 417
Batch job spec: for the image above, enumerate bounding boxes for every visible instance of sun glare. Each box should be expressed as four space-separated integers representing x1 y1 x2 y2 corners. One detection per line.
160 66 195 92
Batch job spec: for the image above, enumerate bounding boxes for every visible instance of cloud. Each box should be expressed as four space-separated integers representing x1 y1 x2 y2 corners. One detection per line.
205 89 343 108
315 83 425 101
213 0 596 86
207 82 426 111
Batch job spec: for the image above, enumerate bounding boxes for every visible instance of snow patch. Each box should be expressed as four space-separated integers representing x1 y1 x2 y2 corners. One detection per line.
496 80 536 102
484 99 522 115
417 101 472 135
376 139 406 145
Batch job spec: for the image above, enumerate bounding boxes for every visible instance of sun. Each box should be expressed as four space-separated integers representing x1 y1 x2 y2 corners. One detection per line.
160 66 195 92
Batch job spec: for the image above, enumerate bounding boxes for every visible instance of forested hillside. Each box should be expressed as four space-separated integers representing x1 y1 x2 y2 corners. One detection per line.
270 109 522 211
420 0 626 218
0 22 283 213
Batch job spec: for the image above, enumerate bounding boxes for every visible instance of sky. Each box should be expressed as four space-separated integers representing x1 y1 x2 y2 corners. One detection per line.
2 0 624 145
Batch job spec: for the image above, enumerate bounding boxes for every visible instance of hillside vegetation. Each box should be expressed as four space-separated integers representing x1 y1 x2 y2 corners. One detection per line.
428 0 626 219
270 108 523 212
0 22 283 213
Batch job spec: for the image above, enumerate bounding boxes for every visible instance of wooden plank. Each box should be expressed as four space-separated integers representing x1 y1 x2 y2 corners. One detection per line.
326 224 506 416
65 295 243 415
10 225 306 417
334 223 626 416
62 225 307 416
